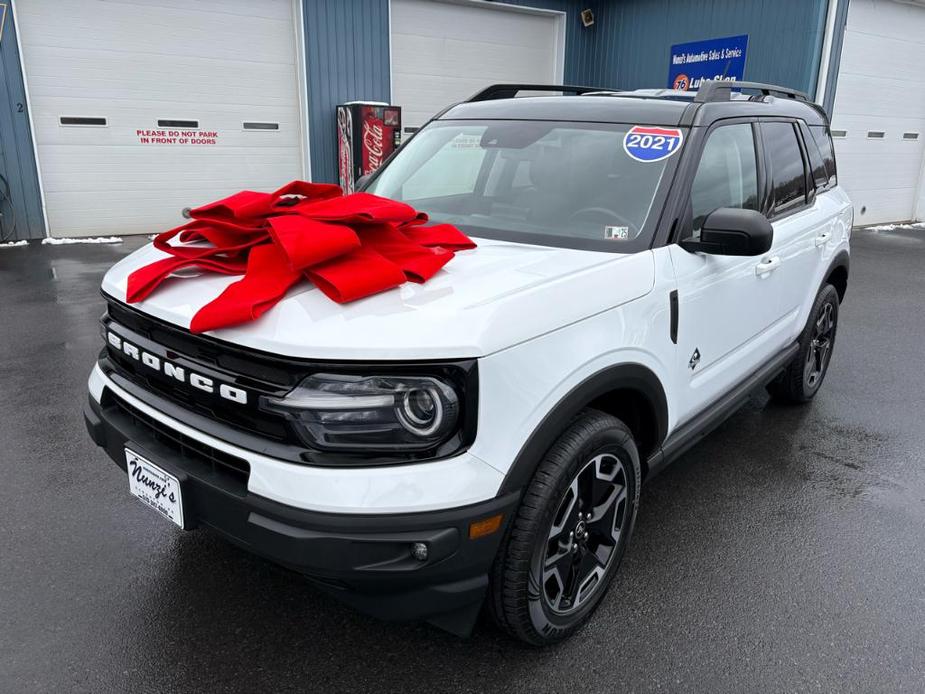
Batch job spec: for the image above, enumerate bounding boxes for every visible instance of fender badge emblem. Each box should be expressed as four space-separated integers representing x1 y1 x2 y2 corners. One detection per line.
689 349 701 370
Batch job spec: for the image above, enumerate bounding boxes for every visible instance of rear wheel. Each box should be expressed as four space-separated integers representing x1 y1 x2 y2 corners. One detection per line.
768 283 840 403
489 410 640 645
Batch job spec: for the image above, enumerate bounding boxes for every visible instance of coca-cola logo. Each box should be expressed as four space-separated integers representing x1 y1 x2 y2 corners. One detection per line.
363 120 385 170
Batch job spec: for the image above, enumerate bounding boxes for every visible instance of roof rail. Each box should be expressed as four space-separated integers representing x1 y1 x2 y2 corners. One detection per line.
694 79 809 103
466 84 612 102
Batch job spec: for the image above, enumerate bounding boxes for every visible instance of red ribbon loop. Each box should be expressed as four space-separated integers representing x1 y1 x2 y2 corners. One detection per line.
125 181 475 333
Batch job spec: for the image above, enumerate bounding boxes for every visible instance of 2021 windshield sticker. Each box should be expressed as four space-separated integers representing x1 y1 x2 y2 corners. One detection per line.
623 126 684 163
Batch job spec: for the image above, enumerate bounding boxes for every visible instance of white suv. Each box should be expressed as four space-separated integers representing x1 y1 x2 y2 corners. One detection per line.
85 81 851 645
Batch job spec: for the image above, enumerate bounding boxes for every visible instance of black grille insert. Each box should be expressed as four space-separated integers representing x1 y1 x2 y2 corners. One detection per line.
105 390 250 493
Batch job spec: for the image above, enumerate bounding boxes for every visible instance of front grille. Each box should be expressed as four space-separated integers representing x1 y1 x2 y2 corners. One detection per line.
101 295 480 467
103 299 295 443
109 356 290 442
105 390 250 493
106 299 305 386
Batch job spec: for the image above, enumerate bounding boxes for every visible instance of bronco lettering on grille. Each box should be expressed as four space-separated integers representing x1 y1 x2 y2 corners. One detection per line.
107 330 248 405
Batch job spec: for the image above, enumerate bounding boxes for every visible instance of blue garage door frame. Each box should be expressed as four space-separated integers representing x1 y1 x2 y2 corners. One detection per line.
0 0 44 241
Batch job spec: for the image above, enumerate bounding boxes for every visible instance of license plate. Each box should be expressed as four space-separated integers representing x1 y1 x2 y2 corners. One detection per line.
125 448 185 528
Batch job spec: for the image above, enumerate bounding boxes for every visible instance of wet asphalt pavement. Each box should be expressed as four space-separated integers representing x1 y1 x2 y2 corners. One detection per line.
1 228 924 693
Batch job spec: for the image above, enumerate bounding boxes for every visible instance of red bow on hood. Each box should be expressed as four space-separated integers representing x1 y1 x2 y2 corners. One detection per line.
126 181 476 333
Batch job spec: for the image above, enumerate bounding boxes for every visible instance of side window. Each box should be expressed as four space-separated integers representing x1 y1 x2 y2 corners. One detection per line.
810 125 838 187
690 123 759 232
799 122 829 192
764 122 808 215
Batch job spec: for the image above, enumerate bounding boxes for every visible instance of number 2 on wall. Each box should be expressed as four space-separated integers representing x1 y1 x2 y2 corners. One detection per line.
17 102 24 113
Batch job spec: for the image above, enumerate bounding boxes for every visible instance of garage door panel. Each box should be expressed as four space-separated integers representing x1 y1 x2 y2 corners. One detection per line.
836 150 924 182
834 74 925 116
43 160 303 236
840 0 925 45
16 2 295 64
37 146 302 181
101 0 293 20
23 50 298 105
391 2 557 44
830 115 925 146
392 36 554 78
831 75 925 119
391 0 563 131
839 188 916 223
16 0 303 237
831 0 925 224
29 110 300 149
839 33 925 86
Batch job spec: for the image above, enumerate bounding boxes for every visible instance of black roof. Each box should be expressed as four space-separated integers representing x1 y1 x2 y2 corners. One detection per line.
438 88 829 128
442 96 690 126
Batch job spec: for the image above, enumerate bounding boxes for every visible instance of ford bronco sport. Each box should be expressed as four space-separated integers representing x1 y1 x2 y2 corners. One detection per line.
85 80 851 645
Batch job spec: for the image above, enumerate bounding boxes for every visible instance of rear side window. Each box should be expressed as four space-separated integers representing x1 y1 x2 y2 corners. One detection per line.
799 122 829 191
690 123 759 232
810 126 837 187
763 122 807 216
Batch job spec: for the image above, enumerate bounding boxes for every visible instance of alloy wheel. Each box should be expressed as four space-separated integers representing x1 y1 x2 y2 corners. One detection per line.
542 453 628 614
804 300 836 389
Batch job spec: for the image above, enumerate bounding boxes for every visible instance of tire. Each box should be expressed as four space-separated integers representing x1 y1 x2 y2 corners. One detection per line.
489 409 641 645
768 283 840 404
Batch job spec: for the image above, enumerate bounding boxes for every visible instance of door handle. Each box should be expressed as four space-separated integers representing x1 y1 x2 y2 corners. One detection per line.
815 231 833 247
755 256 781 276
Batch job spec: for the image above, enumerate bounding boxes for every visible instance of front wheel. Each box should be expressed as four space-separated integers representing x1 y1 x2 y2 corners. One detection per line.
489 410 640 645
768 283 840 403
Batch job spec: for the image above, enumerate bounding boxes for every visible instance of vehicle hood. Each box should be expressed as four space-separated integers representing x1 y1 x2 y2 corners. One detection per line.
101 238 655 359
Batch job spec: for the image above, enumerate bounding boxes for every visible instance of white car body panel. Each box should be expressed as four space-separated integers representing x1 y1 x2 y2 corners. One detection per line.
471 246 678 472
88 364 505 514
101 237 656 360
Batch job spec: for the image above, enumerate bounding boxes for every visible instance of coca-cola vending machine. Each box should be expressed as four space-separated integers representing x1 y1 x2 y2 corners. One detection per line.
336 102 401 193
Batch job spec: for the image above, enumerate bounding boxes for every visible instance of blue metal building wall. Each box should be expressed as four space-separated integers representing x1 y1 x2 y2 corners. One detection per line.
301 0 829 182
303 0 391 183
0 1 44 240
584 0 829 96
301 0 600 183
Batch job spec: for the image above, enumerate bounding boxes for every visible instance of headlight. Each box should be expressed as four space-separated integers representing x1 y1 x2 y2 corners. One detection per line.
260 373 461 452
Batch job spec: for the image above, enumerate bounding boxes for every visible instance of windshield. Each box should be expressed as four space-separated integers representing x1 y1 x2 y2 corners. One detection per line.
366 119 682 252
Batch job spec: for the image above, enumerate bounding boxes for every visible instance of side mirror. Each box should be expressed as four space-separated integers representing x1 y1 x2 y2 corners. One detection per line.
679 207 773 256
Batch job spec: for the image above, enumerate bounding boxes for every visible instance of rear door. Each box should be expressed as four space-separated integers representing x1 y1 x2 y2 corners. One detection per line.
668 121 784 424
759 120 836 341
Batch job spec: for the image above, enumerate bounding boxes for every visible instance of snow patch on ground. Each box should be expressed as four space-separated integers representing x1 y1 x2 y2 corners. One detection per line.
40 236 123 245
861 221 925 232
0 240 29 248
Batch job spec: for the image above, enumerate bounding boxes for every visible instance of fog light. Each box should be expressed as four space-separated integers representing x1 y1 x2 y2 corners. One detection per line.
410 542 428 562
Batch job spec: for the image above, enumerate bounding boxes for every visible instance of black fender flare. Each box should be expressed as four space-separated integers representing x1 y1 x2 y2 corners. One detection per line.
497 363 668 495
823 249 850 299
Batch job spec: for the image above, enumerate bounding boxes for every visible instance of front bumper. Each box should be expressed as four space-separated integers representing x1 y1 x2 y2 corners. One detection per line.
84 389 519 634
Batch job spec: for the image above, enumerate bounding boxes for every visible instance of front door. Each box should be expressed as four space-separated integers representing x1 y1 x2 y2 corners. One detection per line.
669 121 785 425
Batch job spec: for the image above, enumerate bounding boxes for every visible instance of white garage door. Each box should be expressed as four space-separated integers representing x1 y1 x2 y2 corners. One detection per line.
830 0 925 225
15 0 304 237
390 0 565 132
